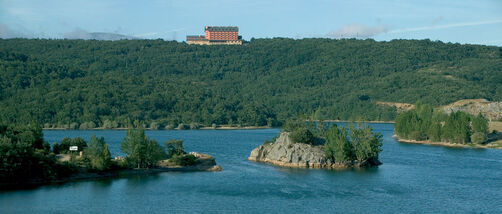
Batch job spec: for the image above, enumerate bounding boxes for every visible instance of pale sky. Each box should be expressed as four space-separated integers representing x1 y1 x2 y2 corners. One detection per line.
1 0 501 46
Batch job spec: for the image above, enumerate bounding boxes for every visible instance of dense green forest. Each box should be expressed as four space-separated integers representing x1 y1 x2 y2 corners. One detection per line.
0 38 501 128
394 103 490 144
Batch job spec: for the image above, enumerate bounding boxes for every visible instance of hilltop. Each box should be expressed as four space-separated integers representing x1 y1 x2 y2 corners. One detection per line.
0 38 501 128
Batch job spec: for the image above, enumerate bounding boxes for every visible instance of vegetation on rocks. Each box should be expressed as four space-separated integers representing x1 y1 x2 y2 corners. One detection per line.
289 127 315 145
278 119 382 166
324 124 382 164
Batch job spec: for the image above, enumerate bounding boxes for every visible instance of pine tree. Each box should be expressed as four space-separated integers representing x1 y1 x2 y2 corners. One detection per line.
120 128 165 168
85 135 111 171
323 125 349 163
472 113 489 134
471 113 489 144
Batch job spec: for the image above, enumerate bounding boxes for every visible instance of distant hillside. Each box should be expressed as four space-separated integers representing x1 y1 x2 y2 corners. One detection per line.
0 38 501 128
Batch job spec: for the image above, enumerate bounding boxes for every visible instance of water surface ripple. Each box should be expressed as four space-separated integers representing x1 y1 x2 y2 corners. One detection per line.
1 124 501 213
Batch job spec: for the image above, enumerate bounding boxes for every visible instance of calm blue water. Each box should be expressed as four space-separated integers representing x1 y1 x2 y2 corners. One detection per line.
1 123 502 213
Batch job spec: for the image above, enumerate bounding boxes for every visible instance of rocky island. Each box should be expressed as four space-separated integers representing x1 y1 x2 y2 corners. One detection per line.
249 122 383 170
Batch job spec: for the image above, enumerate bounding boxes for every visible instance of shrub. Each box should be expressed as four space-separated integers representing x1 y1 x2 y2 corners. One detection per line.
164 124 175 130
409 131 425 141
103 120 118 129
263 135 279 145
177 123 189 130
164 139 185 158
150 122 159 130
69 123 79 130
189 123 200 130
289 127 314 144
169 154 197 166
471 132 487 144
283 119 304 132
79 121 96 130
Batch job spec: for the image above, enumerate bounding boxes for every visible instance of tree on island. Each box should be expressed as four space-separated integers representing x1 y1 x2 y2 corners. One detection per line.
283 119 382 165
471 113 489 144
323 124 349 163
83 135 111 171
164 139 185 158
0 123 59 183
349 125 382 164
120 128 165 168
442 111 471 144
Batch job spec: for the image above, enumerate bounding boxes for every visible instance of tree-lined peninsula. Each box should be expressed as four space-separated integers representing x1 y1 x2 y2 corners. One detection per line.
0 123 220 187
0 38 501 128
394 103 502 148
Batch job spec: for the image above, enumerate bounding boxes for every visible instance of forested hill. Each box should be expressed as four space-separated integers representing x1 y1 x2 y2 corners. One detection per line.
0 38 501 128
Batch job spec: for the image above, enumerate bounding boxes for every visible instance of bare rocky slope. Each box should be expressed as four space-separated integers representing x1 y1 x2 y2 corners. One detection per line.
442 99 502 121
248 132 380 169
378 99 502 121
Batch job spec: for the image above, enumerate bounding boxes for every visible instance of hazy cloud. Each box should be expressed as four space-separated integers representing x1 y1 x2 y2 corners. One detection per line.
432 16 444 25
133 32 158 38
63 28 93 40
327 23 388 39
64 28 137 40
389 19 502 34
0 23 24 38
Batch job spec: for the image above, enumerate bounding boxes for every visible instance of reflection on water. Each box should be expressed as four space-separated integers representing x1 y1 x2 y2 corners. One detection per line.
0 124 501 213
91 178 113 190
124 174 162 187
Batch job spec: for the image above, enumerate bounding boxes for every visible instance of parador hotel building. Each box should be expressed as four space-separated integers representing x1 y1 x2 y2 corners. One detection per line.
186 26 242 45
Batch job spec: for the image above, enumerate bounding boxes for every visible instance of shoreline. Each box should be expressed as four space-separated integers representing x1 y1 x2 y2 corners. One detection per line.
42 125 272 131
42 121 396 131
393 135 502 149
0 166 221 190
248 132 382 171
248 157 379 170
1 153 222 189
321 120 394 124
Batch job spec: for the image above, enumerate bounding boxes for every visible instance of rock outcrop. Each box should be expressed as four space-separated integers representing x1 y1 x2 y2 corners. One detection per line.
158 152 222 172
188 152 222 171
441 99 502 121
377 99 502 121
248 132 380 169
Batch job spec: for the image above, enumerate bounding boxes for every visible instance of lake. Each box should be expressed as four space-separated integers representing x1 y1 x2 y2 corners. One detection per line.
1 123 501 213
